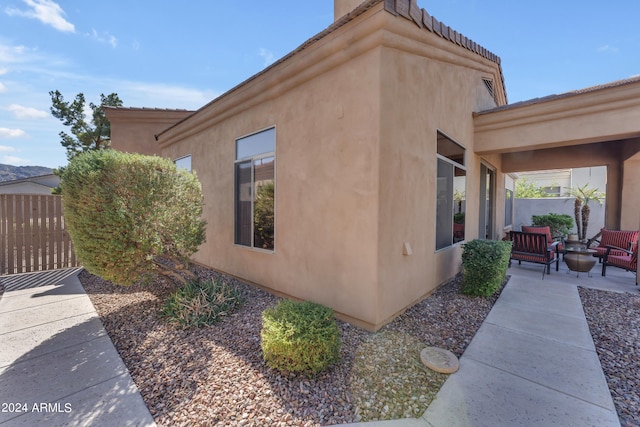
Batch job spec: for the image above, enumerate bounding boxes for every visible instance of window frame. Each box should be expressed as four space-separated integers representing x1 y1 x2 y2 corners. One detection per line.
504 188 514 227
435 131 466 251
234 127 276 253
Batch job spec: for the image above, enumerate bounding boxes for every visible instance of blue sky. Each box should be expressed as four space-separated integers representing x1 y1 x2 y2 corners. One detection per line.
1 0 638 169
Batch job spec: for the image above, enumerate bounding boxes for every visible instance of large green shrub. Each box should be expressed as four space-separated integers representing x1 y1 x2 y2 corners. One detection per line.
60 150 206 285
461 239 512 297
261 300 341 376
531 213 574 238
161 278 243 328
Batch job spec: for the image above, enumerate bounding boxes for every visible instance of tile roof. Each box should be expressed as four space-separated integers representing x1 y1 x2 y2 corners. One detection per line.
383 0 501 64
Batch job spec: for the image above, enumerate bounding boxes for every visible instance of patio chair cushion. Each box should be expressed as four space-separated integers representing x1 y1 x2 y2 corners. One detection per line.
601 244 638 285
590 229 639 258
522 225 564 252
606 254 636 271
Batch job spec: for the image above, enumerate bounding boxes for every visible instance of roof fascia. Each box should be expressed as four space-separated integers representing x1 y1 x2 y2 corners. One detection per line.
104 107 195 125
474 79 640 132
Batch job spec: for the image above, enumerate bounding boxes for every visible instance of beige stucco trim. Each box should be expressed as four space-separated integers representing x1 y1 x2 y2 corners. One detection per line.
474 79 640 154
105 107 194 156
380 17 506 105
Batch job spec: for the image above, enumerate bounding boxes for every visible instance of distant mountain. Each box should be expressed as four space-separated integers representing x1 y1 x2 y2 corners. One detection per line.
0 164 54 182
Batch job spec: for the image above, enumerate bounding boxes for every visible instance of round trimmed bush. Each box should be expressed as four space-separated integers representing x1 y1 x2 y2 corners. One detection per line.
261 300 341 376
461 239 512 297
60 150 206 285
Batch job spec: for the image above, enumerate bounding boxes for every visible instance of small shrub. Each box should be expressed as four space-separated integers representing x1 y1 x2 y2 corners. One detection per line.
461 239 512 297
531 213 574 238
261 300 341 376
161 278 243 328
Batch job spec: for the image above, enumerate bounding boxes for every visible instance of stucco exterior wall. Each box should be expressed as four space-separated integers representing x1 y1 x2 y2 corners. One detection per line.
160 15 385 329
106 108 194 156
157 4 511 329
373 18 505 325
621 151 640 230
514 198 605 236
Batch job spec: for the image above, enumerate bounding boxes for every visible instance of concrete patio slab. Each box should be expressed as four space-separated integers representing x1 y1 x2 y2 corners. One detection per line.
504 273 579 298
422 358 620 427
0 268 156 426
0 335 130 422
483 303 594 350
0 288 86 313
493 280 585 319
0 295 97 333
463 323 613 410
0 313 105 368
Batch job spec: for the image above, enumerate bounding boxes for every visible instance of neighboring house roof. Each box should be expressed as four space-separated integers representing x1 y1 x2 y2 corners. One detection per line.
157 0 505 139
0 173 60 194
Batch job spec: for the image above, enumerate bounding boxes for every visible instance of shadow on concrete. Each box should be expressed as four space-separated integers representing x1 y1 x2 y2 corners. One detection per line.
0 268 155 426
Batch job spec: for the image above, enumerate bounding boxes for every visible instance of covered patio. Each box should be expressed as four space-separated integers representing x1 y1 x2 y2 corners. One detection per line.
474 76 640 232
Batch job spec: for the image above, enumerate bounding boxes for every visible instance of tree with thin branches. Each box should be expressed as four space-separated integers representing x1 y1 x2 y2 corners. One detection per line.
49 90 123 160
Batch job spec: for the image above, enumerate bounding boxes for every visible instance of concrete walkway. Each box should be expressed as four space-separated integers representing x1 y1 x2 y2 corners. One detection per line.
0 268 155 427
340 262 632 427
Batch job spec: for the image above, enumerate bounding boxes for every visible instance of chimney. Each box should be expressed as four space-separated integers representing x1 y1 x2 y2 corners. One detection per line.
334 0 364 21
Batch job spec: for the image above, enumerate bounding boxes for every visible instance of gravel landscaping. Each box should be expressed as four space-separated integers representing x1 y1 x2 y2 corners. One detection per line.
80 265 640 427
80 266 503 426
578 287 640 427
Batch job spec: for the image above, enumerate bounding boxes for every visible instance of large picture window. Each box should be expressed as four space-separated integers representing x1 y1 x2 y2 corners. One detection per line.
235 127 275 250
436 132 466 250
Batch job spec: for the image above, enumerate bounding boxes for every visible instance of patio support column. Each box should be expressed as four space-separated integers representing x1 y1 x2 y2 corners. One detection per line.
604 162 622 230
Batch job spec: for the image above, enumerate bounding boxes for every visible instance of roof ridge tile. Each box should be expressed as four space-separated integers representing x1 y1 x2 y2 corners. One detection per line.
384 0 501 65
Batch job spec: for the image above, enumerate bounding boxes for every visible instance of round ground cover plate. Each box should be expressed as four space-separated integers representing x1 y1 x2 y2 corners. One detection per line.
420 347 459 373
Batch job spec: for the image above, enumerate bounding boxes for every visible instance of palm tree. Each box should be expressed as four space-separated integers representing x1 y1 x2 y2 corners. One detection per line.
565 184 605 241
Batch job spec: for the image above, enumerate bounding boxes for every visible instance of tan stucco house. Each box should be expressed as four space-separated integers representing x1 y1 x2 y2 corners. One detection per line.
106 0 640 330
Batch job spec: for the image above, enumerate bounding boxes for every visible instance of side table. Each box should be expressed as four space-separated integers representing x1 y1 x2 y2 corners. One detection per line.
564 247 597 277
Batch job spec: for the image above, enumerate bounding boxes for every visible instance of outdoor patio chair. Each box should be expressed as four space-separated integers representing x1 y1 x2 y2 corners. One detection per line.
588 228 639 262
522 225 564 254
509 231 560 279
601 244 638 285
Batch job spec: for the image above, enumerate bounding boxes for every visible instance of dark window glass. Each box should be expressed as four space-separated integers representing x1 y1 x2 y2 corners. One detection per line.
436 132 466 250
234 128 275 250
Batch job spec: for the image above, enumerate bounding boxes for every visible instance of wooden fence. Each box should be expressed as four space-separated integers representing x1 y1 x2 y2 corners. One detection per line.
0 194 79 275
